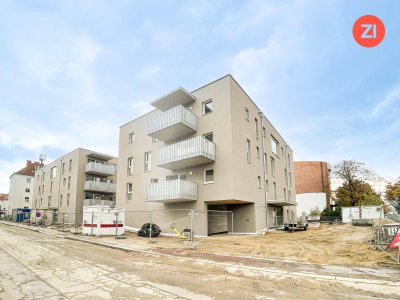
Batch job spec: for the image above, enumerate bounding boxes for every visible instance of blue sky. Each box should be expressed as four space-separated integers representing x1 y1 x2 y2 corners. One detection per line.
1 0 400 193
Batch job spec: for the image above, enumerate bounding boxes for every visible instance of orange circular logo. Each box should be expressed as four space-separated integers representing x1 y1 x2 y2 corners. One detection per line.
353 15 385 47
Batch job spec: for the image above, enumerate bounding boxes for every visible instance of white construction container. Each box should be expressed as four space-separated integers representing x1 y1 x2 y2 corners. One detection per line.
82 206 125 236
342 206 382 223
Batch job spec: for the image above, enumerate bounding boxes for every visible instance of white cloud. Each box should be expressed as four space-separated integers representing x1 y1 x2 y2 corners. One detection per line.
371 82 400 118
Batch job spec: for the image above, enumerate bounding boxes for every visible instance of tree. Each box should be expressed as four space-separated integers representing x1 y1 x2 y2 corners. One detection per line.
336 180 382 207
332 160 379 206
385 181 400 213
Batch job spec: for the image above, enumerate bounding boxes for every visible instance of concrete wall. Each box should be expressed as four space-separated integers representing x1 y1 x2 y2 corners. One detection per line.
296 193 327 217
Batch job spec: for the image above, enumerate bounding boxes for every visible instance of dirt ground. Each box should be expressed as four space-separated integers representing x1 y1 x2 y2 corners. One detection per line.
85 222 396 267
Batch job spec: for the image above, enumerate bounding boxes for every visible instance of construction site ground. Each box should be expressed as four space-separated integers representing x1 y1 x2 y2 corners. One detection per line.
1 221 400 299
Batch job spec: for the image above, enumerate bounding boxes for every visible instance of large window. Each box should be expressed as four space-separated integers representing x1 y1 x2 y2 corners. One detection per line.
126 183 133 201
202 99 213 115
270 157 275 176
271 136 278 155
204 169 214 184
128 132 135 143
246 139 251 163
127 157 134 176
144 152 151 172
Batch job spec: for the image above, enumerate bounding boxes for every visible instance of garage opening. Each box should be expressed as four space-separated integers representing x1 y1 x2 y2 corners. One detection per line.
207 205 231 235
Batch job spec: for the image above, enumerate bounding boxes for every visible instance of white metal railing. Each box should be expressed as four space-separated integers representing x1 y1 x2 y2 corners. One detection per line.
83 199 115 207
84 180 116 193
157 136 216 166
145 179 197 202
85 162 116 175
148 105 198 135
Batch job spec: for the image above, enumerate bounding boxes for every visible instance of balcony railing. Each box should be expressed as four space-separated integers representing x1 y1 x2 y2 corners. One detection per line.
156 136 216 170
83 199 115 207
148 105 198 142
85 162 116 176
145 179 197 203
84 180 116 193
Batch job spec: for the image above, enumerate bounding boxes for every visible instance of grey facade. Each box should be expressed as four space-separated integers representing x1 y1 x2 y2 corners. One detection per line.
117 75 296 234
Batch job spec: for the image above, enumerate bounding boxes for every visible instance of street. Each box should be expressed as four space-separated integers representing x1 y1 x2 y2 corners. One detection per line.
1 223 400 299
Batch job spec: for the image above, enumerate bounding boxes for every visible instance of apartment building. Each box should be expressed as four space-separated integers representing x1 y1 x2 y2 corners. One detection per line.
32 148 117 224
117 75 296 235
294 161 331 216
0 193 9 217
8 160 41 213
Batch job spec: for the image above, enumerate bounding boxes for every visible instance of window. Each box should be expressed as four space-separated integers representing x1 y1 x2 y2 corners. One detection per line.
150 178 158 183
204 169 214 184
67 194 70 207
62 162 65 175
264 153 268 173
266 180 269 191
126 183 133 201
63 178 66 186
40 198 43 205
203 132 213 142
284 188 287 201
288 154 291 169
38 186 41 196
285 169 288 185
289 172 292 187
69 159 72 172
25 188 30 193
68 176 71 189
270 157 275 176
50 181 53 192
60 195 63 207
127 157 134 176
281 146 284 156
167 174 186 181
152 137 159 143
246 139 251 163
48 196 51 207
271 136 278 155
26 178 31 183
263 127 266 138
257 176 261 188
255 118 259 138
256 146 260 159
288 191 291 201
273 182 277 200
245 108 249 121
202 99 213 114
129 132 135 143
144 152 151 172
42 185 44 195
50 166 57 178
25 197 29 203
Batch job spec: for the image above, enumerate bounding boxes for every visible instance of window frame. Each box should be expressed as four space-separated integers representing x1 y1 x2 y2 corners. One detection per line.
257 176 261 189
202 99 213 115
126 183 133 201
144 151 151 172
246 139 251 163
245 108 249 121
128 132 135 144
204 169 214 184
270 157 276 177
271 136 278 155
127 157 134 176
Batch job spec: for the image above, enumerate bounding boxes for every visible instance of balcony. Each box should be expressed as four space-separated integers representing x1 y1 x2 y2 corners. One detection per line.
83 199 115 207
85 162 116 176
148 105 198 142
151 87 196 112
157 136 216 170
145 179 197 203
84 180 116 193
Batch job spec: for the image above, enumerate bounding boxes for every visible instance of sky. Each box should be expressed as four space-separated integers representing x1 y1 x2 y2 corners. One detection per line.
1 0 400 193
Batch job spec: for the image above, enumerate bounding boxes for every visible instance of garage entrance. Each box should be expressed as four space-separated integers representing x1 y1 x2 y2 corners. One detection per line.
207 205 231 235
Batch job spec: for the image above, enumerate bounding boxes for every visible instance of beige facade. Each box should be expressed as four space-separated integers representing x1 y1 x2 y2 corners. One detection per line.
117 75 296 234
32 148 117 224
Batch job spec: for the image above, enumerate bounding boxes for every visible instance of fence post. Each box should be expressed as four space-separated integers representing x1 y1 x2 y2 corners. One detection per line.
190 209 195 250
149 211 153 243
231 211 234 234
115 211 119 238
91 211 94 236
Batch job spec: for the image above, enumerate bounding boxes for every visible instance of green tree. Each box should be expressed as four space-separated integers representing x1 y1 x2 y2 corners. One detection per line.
385 181 400 213
332 160 379 206
336 180 382 207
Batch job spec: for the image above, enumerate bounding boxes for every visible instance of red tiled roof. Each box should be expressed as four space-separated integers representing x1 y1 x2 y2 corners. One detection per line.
13 160 41 177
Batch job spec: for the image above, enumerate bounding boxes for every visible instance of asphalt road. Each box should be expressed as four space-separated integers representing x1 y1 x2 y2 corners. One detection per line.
1 223 400 300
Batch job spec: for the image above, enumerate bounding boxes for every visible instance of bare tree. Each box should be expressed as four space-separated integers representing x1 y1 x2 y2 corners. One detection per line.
332 160 379 207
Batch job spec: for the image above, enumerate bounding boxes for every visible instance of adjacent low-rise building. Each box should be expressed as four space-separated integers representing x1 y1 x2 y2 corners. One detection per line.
294 161 331 216
117 75 296 235
8 160 41 214
0 193 9 218
32 148 117 224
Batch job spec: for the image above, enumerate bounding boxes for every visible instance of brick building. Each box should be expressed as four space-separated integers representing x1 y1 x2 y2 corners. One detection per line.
294 161 331 216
